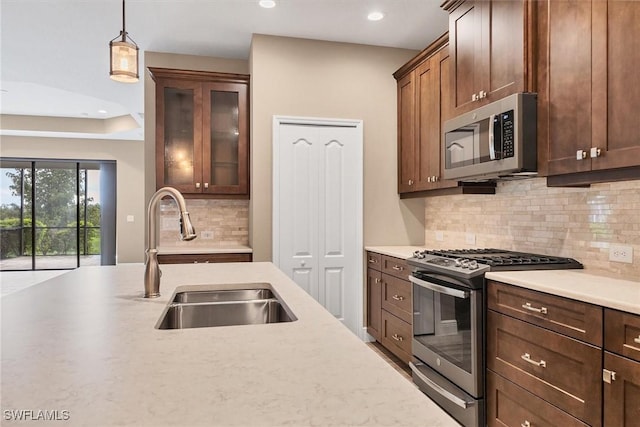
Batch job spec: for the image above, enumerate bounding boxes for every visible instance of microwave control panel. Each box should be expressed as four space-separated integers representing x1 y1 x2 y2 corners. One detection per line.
502 110 514 158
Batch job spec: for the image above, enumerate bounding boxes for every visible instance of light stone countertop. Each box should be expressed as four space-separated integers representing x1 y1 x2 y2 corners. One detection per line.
486 270 640 315
364 246 425 260
157 245 252 254
1 262 457 427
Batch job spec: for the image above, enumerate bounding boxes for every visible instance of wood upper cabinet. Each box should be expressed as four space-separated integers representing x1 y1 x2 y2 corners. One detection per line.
149 68 250 197
444 0 533 116
394 35 459 195
539 0 640 181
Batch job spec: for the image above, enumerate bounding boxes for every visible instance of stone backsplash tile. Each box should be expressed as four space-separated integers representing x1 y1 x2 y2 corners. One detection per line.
159 199 249 248
424 178 640 281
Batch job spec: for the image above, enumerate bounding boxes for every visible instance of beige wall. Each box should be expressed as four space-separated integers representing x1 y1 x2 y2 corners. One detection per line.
423 178 640 281
249 34 424 262
0 135 145 263
143 51 249 207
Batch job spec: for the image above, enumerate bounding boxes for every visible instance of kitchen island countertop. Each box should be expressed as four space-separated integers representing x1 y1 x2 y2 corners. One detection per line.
1 262 457 426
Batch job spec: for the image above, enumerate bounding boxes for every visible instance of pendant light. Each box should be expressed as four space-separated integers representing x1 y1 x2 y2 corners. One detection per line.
109 0 139 83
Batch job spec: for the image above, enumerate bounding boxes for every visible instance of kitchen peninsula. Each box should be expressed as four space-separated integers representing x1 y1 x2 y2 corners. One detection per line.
1 262 457 426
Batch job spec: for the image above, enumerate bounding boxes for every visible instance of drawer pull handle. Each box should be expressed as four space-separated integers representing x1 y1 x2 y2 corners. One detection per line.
521 353 546 368
392 334 404 342
634 336 640 345
392 295 405 301
522 302 547 314
374 278 381 284
368 259 377 263
392 265 404 271
521 421 531 427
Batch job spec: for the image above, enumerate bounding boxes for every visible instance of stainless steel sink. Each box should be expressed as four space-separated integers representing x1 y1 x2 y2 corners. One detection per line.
173 288 275 303
156 284 297 329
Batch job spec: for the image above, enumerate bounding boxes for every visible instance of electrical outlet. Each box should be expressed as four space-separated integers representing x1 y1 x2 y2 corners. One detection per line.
465 233 476 245
609 245 633 263
201 230 214 240
435 231 444 242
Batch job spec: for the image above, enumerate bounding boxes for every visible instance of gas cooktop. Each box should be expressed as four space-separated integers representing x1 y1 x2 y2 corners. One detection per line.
407 248 583 285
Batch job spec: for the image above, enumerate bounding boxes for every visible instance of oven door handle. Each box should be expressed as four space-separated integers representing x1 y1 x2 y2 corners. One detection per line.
409 362 473 409
409 275 469 299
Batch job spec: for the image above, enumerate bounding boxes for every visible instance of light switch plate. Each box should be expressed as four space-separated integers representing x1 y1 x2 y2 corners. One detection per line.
126 215 134 223
609 245 633 263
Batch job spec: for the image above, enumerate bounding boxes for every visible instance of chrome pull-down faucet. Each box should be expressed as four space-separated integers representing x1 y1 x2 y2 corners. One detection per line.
144 187 197 298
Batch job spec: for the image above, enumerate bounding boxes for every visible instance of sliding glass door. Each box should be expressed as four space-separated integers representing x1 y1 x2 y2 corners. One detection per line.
0 159 115 271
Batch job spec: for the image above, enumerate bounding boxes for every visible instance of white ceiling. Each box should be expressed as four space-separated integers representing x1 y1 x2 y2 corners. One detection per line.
0 0 448 140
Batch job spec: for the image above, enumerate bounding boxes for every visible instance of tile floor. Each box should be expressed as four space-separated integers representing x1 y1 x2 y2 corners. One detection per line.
366 341 413 382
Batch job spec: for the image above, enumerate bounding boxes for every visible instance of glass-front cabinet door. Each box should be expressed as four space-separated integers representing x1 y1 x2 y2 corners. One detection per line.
202 81 248 195
155 79 203 193
150 68 250 197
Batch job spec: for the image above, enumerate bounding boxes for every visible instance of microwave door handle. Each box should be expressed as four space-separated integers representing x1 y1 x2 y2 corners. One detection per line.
489 113 499 160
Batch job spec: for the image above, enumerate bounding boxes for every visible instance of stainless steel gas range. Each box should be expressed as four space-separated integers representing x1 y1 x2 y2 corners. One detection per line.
406 249 583 427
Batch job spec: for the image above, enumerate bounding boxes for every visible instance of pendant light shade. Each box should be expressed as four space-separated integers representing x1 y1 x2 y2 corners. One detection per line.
109 0 139 83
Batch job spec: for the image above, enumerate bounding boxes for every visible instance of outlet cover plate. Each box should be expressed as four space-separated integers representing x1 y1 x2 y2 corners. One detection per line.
609 245 633 263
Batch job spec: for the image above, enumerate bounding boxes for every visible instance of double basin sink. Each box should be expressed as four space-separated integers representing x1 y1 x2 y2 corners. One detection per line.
156 283 297 330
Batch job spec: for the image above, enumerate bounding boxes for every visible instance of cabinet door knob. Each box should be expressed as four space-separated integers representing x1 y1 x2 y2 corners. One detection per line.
521 421 531 427
590 147 602 158
472 93 478 102
195 182 201 189
433 175 438 182
427 176 432 183
576 150 588 160
204 182 209 189
408 179 414 186
479 90 487 99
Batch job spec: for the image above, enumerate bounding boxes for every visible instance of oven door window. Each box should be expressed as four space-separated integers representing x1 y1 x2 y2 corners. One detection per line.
413 283 472 374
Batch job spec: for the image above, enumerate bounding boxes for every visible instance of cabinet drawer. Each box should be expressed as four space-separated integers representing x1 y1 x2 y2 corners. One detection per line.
380 310 411 364
487 280 603 346
605 308 640 363
487 370 589 427
157 253 252 264
381 273 412 324
381 255 410 280
366 251 382 271
487 310 602 426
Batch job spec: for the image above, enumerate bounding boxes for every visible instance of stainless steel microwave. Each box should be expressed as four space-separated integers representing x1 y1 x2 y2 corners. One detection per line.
442 93 537 181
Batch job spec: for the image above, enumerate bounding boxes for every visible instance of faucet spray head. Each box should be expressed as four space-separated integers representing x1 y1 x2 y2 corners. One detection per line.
179 212 197 241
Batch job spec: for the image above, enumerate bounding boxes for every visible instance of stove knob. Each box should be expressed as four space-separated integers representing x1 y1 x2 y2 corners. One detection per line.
461 259 470 269
454 258 464 267
413 250 421 258
468 261 479 270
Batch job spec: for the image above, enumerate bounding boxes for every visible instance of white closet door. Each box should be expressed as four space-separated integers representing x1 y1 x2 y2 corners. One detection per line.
273 117 363 336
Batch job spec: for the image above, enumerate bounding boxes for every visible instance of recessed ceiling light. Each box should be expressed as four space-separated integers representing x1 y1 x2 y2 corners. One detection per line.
259 0 276 8
98 109 108 114
367 11 384 21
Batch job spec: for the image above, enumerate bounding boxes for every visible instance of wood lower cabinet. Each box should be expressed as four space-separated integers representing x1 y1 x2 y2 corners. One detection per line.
157 253 252 264
487 281 602 425
366 267 382 341
538 0 640 183
604 308 640 426
487 370 589 427
365 251 412 363
487 310 602 426
488 281 640 427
